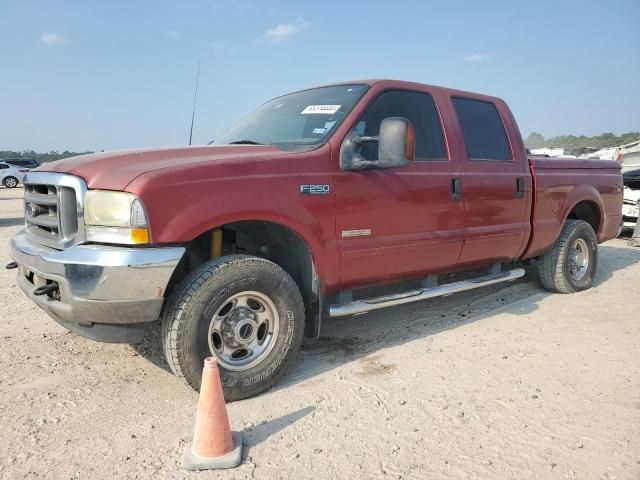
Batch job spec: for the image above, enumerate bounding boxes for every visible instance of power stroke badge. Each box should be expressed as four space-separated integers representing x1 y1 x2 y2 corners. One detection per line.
300 184 330 196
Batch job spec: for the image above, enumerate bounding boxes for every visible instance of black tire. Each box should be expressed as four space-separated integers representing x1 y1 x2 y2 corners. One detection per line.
3 176 18 188
162 255 304 401
537 219 598 293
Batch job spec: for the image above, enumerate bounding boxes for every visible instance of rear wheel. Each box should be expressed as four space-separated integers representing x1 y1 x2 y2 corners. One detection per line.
537 219 598 293
3 176 18 188
162 255 304 401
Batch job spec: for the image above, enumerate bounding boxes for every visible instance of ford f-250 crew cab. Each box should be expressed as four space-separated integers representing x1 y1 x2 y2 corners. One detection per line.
8 80 623 400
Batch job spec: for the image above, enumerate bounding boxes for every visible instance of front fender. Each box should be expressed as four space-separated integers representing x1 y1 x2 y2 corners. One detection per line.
125 160 340 292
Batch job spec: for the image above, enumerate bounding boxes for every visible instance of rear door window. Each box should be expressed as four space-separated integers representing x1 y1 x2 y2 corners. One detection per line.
452 97 511 161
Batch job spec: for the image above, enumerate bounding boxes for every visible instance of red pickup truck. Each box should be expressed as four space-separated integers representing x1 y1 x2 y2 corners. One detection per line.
8 80 622 400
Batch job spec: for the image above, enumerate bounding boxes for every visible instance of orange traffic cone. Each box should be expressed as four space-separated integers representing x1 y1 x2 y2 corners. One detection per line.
182 357 243 471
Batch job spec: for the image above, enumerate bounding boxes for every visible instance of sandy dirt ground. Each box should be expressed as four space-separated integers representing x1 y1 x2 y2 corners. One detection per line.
0 185 639 480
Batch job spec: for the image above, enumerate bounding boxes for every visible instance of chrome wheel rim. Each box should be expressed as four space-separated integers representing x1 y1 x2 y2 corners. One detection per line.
5 178 17 188
207 291 279 371
568 238 590 281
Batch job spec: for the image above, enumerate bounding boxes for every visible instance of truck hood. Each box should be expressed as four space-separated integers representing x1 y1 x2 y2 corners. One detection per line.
36 145 285 190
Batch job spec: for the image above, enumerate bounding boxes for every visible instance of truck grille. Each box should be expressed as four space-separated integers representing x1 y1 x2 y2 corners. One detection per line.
23 172 87 249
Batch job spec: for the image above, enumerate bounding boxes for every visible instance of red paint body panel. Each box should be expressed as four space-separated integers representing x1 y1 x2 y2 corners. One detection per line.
36 80 624 295
524 158 623 258
125 144 341 290
445 96 532 267
330 82 464 287
40 145 284 191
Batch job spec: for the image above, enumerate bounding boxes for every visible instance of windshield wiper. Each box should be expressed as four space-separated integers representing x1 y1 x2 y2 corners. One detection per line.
228 140 263 145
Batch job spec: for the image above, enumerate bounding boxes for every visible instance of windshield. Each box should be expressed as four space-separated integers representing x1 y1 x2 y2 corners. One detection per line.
215 84 368 150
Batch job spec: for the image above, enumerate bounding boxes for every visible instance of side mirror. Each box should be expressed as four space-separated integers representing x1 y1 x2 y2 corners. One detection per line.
339 117 415 171
378 117 415 168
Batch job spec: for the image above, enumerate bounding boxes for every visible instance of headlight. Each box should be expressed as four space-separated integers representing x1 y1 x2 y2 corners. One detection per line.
84 191 151 244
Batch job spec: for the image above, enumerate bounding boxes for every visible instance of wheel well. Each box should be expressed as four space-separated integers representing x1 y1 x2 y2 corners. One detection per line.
566 201 601 233
165 221 319 334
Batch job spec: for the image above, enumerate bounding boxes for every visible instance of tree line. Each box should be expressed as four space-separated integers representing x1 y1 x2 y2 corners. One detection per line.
525 132 640 155
0 150 93 163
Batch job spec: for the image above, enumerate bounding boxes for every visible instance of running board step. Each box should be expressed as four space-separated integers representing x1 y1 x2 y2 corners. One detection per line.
328 268 526 318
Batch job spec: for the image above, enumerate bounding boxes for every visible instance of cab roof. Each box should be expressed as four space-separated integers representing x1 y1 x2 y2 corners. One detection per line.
319 79 505 104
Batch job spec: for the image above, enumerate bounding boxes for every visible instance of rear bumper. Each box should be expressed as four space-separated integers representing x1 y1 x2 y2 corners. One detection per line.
10 229 185 343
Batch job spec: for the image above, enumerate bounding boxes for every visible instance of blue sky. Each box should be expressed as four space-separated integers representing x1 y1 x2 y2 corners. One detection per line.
1 0 639 152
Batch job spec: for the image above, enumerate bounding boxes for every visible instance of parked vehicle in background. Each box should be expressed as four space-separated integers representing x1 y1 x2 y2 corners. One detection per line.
622 187 639 229
623 168 640 189
615 140 640 172
1 158 40 169
529 147 565 157
0 162 29 188
8 80 624 400
583 147 617 160
621 169 640 229
570 147 598 157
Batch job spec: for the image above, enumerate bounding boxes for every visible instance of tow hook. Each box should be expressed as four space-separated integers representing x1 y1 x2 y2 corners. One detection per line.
34 283 59 297
5 261 17 270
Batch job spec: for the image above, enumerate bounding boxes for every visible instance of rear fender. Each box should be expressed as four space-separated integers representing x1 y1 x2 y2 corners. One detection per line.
559 185 604 233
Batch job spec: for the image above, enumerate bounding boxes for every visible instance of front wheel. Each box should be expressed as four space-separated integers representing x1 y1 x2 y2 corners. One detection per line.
162 255 304 401
537 219 598 293
3 176 18 188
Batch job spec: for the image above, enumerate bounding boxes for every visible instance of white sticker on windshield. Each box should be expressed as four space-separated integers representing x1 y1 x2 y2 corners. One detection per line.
324 120 336 130
312 128 326 134
301 104 341 115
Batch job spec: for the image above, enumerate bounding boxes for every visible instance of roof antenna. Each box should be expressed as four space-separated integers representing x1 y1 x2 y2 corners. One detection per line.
188 60 201 145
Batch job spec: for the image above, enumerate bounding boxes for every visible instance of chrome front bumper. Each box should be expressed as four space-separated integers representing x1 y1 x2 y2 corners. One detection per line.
10 229 185 343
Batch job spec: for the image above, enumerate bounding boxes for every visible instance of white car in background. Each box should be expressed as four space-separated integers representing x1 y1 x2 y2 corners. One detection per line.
0 162 29 188
622 169 640 229
623 186 639 228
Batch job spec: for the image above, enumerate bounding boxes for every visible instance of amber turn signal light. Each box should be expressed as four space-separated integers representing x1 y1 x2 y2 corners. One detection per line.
130 228 150 244
404 123 416 160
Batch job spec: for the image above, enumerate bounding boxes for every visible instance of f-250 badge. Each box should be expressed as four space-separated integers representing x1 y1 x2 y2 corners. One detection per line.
300 184 330 195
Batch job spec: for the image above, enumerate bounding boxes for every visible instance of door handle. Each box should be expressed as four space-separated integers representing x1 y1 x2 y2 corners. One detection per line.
451 178 462 201
516 177 525 198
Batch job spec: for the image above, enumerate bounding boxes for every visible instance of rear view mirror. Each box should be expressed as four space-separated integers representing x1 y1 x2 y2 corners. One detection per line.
340 117 415 171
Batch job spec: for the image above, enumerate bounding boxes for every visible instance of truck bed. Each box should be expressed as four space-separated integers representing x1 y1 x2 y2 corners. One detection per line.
524 157 623 258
